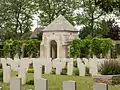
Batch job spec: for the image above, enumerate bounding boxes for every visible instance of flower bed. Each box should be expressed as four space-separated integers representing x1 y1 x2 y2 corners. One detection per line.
93 75 120 85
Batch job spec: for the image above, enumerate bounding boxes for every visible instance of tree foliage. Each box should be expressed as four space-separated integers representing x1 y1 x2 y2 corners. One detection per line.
70 38 112 58
104 19 120 40
76 0 109 39
95 0 120 13
3 39 40 58
0 0 36 41
36 0 80 26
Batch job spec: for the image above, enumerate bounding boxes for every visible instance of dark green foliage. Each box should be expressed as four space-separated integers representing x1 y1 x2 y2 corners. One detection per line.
70 39 80 58
27 69 34 73
3 40 40 58
26 80 34 85
0 63 2 69
29 63 33 69
61 68 67 75
100 60 120 75
51 68 56 75
0 0 35 41
37 0 79 26
0 70 3 82
95 0 120 12
91 38 112 57
70 38 112 58
73 60 77 68
116 44 120 55
85 67 90 76
61 64 67 75
42 66 45 74
73 68 79 76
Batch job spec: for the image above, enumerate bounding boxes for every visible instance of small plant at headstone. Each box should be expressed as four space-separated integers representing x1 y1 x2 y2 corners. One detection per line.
0 70 3 81
29 63 33 69
85 67 90 76
26 80 34 85
0 63 2 69
100 60 120 75
42 66 45 74
61 64 67 75
73 68 79 76
27 68 34 73
51 68 56 75
73 60 77 68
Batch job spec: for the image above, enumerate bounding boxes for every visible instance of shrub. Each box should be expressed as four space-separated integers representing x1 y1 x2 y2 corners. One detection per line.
51 68 56 75
73 60 77 68
26 80 34 85
29 63 33 69
73 68 79 76
0 63 2 69
100 60 120 75
61 67 67 75
85 67 90 76
27 69 34 73
0 70 3 81
42 66 45 74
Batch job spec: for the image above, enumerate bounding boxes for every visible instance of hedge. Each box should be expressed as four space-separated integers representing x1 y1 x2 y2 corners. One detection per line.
70 38 112 58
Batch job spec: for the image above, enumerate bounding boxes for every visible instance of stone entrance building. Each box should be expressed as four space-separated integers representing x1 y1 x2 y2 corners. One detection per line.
40 15 78 59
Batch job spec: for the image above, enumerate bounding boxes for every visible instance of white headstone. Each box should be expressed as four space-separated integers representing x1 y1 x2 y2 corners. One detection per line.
45 62 52 74
63 81 76 90
18 67 26 84
67 61 73 75
89 58 98 76
34 78 48 90
10 77 22 90
3 66 11 83
77 58 85 76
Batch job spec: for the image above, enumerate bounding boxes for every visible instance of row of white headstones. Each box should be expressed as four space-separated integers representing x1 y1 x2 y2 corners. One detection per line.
0 57 107 84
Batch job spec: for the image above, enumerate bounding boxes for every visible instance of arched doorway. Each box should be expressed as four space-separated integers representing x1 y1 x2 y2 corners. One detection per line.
50 40 57 59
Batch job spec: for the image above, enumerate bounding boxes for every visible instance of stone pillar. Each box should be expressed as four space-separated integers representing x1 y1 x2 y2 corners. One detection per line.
93 83 108 90
10 77 22 90
34 78 48 90
63 81 76 90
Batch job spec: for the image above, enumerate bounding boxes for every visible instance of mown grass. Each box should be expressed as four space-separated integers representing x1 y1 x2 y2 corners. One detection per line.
0 73 120 90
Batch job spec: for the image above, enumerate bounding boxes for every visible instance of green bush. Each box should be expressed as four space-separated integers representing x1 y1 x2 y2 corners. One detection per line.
0 70 3 81
26 80 34 85
51 68 56 75
0 63 2 69
61 67 67 75
27 69 34 73
29 63 33 68
85 67 90 76
70 38 112 58
73 68 79 76
100 60 120 75
73 60 77 68
42 66 45 74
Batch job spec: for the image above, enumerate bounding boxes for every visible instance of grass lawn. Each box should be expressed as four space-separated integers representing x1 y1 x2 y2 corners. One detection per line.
0 73 120 90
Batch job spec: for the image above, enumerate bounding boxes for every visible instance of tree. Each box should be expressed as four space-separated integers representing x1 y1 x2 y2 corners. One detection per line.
95 0 120 13
104 19 120 40
76 0 109 39
0 0 36 41
36 0 80 26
